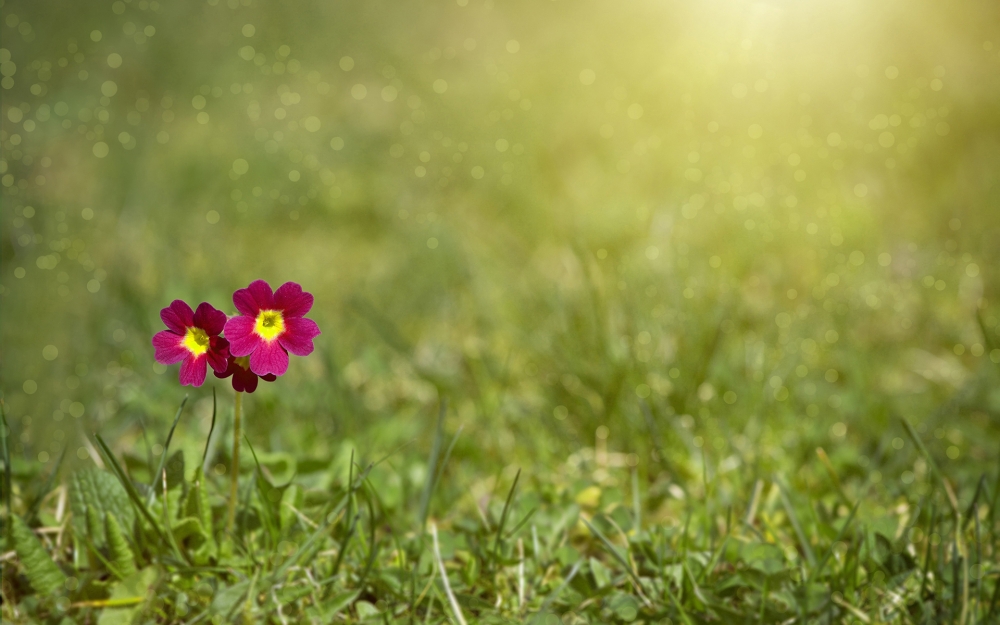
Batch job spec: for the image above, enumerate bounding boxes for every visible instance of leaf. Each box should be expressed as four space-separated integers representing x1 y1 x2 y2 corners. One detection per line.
742 542 786 576
274 583 313 605
69 467 135 550
279 483 303 531
12 514 66 595
211 580 250 617
355 600 379 619
590 556 612 588
323 589 360 619
97 567 157 625
106 513 138 578
184 467 214 536
158 449 186 493
171 517 207 546
183 467 216 559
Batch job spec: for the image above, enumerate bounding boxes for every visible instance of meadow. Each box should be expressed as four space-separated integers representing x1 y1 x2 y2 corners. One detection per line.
2 0 999 622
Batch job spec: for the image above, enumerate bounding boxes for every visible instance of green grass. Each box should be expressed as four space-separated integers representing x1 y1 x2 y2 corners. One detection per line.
3 0 1000 621
2 382 999 623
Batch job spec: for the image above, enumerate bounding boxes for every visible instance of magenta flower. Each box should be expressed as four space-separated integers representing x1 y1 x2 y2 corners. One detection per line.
215 355 277 393
152 300 230 387
223 280 321 377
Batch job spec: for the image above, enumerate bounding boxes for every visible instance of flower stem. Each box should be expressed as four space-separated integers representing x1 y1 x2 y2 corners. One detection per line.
226 390 243 534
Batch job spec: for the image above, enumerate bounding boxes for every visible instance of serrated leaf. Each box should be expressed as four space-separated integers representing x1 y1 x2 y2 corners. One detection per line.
184 468 214 538
183 467 216 560
86 505 103 543
69 467 134 550
106 513 137 578
12 514 66 595
97 566 157 625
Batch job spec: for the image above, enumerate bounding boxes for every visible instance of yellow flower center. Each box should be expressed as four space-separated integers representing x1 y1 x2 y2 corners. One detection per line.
234 356 251 370
182 326 210 356
254 310 285 341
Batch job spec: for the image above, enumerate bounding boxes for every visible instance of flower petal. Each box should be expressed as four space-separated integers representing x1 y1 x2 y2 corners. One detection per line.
179 355 208 387
214 361 234 379
274 282 314 318
207 336 230 374
249 340 289 377
248 279 275 309
161 300 194 333
235 367 259 393
153 330 187 364
224 316 260 356
193 302 227 336
233 287 260 317
261 374 278 382
278 317 321 356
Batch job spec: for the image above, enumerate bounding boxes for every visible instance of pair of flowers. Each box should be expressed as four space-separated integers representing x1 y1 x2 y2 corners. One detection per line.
152 280 321 393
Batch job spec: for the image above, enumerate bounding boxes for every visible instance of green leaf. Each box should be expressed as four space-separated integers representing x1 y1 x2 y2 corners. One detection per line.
184 467 214 535
324 589 360 619
69 467 134 550
159 449 186 493
171 517 206 546
279 483 303 531
211 580 250 617
590 556 612 588
106 513 137 579
12 514 66 595
183 467 216 559
97 566 157 625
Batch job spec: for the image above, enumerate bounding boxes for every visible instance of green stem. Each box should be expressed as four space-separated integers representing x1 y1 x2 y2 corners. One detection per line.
227 390 243 534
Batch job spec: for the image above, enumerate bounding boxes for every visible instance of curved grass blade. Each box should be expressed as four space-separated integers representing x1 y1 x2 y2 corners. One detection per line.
418 399 447 530
1 401 11 544
505 506 537 541
149 395 188 503
201 387 217 472
492 468 520 559
533 560 582 620
809 497 860 582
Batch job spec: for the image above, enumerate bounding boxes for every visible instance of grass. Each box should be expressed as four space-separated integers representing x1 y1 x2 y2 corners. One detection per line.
1 382 998 623
3 0 1000 621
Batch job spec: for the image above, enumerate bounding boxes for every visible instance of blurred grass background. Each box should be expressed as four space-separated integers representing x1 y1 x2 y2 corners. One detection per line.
2 0 1000 524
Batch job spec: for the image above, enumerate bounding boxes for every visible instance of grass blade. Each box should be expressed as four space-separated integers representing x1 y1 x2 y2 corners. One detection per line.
534 560 582 619
1 401 11 544
776 476 816 568
809 497 860 582
149 395 188 504
431 522 467 625
492 467 520 559
201 387 217 472
581 517 663 614
418 399 447 530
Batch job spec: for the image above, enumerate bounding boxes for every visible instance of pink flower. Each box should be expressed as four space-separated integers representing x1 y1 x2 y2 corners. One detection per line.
223 280 321 377
214 355 277 393
152 300 230 387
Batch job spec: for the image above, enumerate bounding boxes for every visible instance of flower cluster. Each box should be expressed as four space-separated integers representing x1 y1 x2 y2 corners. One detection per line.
152 280 320 392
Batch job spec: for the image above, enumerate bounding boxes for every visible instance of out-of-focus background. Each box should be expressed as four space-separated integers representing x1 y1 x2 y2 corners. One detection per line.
2 0 999 495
